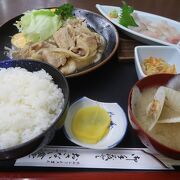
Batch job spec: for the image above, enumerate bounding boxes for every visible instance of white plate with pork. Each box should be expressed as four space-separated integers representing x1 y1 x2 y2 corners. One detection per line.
0 4 119 78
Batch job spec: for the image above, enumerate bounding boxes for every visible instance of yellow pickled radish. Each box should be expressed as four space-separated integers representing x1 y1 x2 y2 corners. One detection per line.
71 106 111 144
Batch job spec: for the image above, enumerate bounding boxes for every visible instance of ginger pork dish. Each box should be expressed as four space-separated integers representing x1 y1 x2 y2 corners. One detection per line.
7 4 105 75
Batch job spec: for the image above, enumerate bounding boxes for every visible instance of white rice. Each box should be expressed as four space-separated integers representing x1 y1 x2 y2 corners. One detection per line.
0 67 64 149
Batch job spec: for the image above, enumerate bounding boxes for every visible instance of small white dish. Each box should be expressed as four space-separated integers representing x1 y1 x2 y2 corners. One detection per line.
134 46 180 79
64 97 127 149
96 4 180 46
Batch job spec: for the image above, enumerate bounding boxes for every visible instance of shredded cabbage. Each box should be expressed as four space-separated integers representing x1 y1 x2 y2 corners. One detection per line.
15 9 62 42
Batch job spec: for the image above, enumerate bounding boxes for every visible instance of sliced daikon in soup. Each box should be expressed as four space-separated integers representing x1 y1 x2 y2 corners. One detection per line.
131 86 142 115
158 95 180 123
158 104 180 123
146 86 165 131
147 86 180 125
163 87 180 112
166 74 180 91
131 85 180 130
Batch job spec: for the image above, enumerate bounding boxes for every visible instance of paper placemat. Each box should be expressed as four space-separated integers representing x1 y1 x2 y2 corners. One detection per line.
15 146 180 170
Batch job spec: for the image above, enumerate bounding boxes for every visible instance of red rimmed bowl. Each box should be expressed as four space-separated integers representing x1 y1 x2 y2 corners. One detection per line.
128 73 180 159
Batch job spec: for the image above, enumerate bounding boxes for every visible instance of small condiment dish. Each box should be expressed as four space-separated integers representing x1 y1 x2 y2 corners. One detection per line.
134 46 180 79
64 97 127 149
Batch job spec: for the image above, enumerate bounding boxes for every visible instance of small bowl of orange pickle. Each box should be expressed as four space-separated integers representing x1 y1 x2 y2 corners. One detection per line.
64 97 127 149
134 46 180 79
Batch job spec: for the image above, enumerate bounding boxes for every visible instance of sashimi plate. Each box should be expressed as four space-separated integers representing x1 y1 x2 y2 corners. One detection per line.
96 4 180 47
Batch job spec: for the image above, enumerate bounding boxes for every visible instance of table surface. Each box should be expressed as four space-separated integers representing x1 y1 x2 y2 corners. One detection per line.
0 0 180 179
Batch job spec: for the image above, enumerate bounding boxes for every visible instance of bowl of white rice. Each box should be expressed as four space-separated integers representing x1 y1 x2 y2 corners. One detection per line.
0 59 69 160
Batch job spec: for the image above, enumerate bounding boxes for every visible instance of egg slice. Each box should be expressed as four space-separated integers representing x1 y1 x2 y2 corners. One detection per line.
11 33 27 49
71 106 111 144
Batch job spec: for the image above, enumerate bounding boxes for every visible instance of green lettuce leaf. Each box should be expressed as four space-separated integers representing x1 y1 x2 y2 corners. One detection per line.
15 9 62 42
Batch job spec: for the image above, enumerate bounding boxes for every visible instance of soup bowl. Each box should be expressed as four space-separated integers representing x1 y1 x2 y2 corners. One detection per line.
0 60 69 160
128 73 180 159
